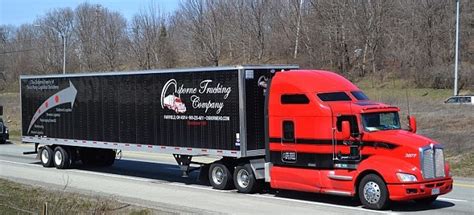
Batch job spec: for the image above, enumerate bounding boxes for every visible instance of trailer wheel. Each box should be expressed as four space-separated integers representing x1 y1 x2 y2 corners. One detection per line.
40 145 54 167
358 174 389 210
234 164 260 193
53 146 71 169
415 196 438 205
209 162 233 190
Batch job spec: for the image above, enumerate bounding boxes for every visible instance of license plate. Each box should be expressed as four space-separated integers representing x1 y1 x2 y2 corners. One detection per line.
431 188 440 195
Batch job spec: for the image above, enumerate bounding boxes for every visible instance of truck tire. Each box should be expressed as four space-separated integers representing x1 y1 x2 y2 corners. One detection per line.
40 145 54 167
233 164 260 193
358 174 389 210
209 162 233 190
0 138 5 144
415 196 437 205
53 146 71 169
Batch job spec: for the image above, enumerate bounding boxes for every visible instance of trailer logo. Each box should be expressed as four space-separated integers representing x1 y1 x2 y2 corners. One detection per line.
160 79 232 115
161 79 187 114
27 81 77 134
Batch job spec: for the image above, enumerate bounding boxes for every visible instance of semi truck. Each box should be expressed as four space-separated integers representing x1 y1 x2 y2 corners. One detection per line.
21 65 452 210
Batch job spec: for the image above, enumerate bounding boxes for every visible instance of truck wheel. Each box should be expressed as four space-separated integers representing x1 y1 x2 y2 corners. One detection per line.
40 145 54 167
415 196 437 205
358 174 389 210
209 162 233 190
53 146 71 169
234 164 260 193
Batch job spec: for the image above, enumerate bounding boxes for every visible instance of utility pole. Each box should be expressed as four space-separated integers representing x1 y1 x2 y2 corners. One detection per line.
62 34 66 74
293 0 304 59
454 0 460 96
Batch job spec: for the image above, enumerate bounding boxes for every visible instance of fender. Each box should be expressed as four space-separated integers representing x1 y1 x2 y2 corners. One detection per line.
356 155 421 184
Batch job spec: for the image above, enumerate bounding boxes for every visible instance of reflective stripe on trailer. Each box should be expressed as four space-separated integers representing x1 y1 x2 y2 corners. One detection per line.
22 136 241 157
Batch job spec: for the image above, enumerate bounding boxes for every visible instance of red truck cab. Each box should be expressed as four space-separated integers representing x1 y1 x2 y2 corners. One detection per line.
267 70 453 209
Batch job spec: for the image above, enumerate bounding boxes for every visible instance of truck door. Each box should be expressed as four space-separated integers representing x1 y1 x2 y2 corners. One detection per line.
281 120 297 163
334 115 361 165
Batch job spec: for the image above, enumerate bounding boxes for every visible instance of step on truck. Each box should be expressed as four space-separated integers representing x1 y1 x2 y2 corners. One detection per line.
21 65 453 210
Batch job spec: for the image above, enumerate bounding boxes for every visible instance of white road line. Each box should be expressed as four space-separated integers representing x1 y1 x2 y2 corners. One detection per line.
0 159 155 183
66 169 155 183
168 182 234 193
0 159 38 167
248 193 396 214
438 197 469 203
1 159 469 212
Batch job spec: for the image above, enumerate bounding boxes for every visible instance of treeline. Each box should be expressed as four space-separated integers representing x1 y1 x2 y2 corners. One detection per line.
0 0 473 91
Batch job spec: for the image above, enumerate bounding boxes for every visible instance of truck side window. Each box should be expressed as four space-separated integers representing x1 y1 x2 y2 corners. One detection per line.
317 92 352 101
336 115 359 136
281 94 309 104
351 91 369 100
282 121 295 142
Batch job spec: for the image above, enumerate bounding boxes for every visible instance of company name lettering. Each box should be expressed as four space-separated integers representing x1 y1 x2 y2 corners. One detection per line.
176 80 231 99
164 79 231 114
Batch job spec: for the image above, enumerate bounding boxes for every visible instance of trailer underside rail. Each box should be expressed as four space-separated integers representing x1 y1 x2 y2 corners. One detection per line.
22 136 241 157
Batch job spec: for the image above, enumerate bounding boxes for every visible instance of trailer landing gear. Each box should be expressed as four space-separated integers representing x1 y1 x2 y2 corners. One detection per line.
173 154 200 177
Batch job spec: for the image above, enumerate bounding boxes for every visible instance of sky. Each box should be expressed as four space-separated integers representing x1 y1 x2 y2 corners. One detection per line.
0 0 180 27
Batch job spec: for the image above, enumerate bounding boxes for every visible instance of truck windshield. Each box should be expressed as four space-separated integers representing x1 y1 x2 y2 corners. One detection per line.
362 112 401 132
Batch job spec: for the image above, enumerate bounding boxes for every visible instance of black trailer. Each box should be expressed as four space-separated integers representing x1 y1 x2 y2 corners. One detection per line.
21 65 298 191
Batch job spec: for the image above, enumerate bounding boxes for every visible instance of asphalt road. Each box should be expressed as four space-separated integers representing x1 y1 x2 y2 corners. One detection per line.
1 143 473 214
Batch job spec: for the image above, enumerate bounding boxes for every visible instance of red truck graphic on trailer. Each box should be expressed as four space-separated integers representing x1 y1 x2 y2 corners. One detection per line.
163 95 187 114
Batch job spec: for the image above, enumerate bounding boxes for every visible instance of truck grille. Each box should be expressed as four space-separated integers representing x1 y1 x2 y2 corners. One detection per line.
421 146 445 179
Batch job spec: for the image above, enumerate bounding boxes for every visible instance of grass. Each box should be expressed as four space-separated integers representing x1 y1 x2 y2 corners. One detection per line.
0 178 165 214
447 153 474 178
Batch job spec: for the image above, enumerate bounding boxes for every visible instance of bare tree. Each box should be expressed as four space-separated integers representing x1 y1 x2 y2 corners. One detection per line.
176 0 226 66
36 8 75 73
75 3 101 71
129 2 175 69
0 0 473 92
96 9 127 71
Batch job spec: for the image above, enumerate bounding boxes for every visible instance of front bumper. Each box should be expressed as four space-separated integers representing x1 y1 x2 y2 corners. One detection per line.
387 177 453 201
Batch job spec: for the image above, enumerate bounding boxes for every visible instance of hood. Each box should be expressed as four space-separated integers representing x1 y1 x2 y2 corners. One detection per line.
363 130 435 150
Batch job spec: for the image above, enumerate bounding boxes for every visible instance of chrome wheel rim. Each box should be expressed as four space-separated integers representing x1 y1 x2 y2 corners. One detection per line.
211 166 225 185
363 181 381 204
54 150 62 166
41 149 49 164
237 169 250 189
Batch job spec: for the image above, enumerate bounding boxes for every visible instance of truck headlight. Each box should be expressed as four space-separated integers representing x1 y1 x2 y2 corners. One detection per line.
5 128 8 134
396 173 417 182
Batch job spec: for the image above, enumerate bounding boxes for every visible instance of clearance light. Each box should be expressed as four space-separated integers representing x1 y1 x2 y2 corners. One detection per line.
396 173 417 182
